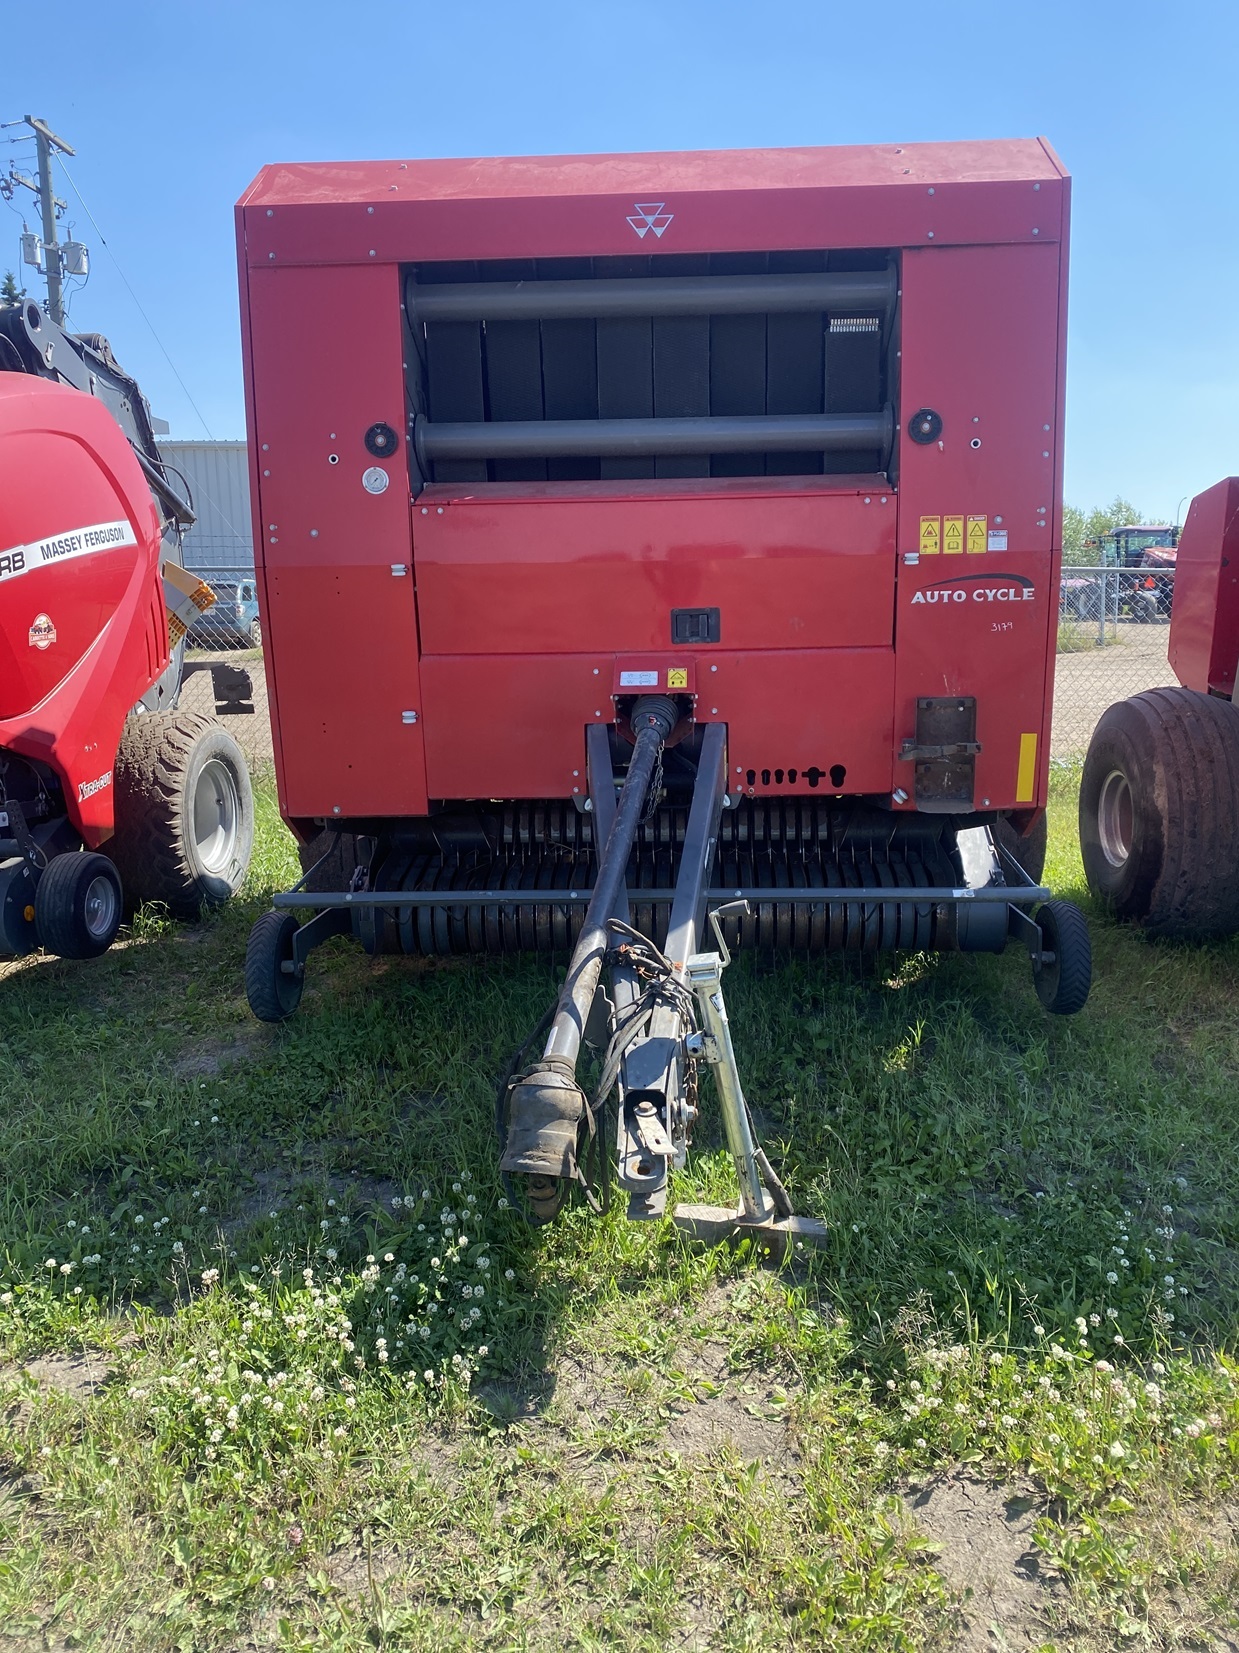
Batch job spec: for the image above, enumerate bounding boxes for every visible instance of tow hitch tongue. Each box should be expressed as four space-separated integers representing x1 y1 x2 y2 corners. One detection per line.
499 695 826 1252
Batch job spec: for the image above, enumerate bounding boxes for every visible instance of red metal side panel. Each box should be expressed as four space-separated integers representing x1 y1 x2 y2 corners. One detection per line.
242 263 427 818
1169 477 1239 697
413 481 894 656
894 242 1065 810
419 650 894 801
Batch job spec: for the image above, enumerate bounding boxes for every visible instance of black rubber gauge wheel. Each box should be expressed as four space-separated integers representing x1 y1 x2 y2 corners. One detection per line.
1079 687 1239 940
1032 899 1092 1015
245 910 304 1022
35 852 123 959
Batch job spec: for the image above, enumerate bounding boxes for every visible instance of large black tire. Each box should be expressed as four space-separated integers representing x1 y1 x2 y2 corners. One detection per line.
1032 900 1092 1014
1079 688 1239 940
245 910 303 1022
106 712 254 918
993 813 1048 884
35 852 123 960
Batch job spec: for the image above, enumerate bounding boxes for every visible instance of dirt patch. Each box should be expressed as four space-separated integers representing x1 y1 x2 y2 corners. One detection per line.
663 1390 791 1470
173 1029 262 1081
8 1351 114 1401
906 1472 1061 1651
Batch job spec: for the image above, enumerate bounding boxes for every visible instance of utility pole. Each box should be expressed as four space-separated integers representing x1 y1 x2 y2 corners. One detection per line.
2 116 76 323
26 117 75 325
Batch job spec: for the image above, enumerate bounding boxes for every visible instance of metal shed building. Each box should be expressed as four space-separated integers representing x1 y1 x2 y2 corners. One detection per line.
157 439 253 576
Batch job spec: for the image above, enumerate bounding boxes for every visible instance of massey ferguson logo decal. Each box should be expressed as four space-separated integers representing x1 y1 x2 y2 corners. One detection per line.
911 572 1036 606
627 202 673 239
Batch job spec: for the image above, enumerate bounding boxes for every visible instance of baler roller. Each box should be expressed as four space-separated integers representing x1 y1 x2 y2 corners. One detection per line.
406 268 896 324
353 824 973 956
413 409 892 469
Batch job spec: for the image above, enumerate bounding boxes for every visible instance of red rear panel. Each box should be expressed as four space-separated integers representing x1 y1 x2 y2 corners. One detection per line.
236 140 1069 823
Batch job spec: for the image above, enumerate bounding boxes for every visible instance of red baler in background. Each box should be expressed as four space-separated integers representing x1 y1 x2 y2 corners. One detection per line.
0 302 253 960
1080 477 1239 939
237 139 1089 1242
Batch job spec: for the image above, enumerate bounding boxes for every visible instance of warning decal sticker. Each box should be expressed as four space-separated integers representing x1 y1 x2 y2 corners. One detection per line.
666 667 688 689
919 516 941 554
967 515 987 554
943 516 964 555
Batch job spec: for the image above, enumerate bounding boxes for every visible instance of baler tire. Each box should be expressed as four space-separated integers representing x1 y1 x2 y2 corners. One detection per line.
35 852 123 960
1033 899 1092 1015
993 813 1048 884
107 712 254 918
246 910 303 1022
1079 688 1239 940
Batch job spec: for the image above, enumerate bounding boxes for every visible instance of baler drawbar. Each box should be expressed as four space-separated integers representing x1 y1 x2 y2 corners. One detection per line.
237 137 1091 1240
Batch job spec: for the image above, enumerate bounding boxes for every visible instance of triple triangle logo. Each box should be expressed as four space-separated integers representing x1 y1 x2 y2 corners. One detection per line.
627 202 673 240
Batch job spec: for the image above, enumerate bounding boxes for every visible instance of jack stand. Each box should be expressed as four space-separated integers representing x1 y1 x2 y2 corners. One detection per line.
672 903 828 1260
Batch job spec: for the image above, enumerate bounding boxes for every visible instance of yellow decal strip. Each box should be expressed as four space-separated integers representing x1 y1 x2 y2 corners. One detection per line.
967 514 987 553
1016 733 1038 803
919 515 941 554
943 515 964 554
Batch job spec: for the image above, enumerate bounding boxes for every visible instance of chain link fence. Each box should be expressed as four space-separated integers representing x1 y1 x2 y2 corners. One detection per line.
1053 565 1176 759
174 562 1181 774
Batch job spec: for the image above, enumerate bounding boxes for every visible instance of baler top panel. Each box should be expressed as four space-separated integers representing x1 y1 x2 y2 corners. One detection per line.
238 139 1066 262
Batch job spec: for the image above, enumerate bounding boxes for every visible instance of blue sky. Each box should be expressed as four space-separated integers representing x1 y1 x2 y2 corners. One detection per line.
4 0 1235 522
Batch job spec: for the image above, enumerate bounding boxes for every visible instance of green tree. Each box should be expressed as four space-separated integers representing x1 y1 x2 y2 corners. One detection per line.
1 270 25 305
1062 495 1143 565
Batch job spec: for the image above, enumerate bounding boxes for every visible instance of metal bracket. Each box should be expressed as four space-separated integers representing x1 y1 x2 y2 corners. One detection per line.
899 739 983 762
673 928 827 1257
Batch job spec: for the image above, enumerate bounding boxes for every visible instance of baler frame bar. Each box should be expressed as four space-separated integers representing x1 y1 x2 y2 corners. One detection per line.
273 884 1050 910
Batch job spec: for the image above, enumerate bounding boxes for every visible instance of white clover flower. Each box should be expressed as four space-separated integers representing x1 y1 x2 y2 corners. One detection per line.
198 1207 207 1216
477 1345 488 1357
45 1258 57 1270
504 1268 515 1282
477 1256 490 1271
201 1268 220 1286
1105 1270 1118 1284
59 1262 73 1276
0 1292 12 1306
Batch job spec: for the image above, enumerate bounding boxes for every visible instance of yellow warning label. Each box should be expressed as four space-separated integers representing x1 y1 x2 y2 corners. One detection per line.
666 667 688 689
919 515 941 554
967 514 987 554
1016 732 1038 803
943 515 964 554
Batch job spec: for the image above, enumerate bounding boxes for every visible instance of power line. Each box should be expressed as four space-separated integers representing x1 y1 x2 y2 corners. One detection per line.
56 156 215 439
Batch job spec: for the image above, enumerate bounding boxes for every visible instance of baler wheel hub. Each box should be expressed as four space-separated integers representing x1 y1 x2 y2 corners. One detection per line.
193 757 243 877
1097 769 1134 868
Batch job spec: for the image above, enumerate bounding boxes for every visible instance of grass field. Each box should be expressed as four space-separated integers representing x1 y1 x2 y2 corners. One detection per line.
2 769 1238 1651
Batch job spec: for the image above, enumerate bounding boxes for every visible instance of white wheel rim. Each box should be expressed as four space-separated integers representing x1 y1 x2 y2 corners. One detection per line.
83 873 118 940
1097 768 1134 868
193 757 241 877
